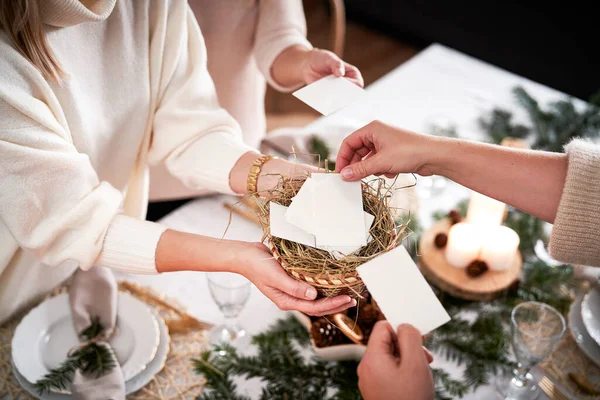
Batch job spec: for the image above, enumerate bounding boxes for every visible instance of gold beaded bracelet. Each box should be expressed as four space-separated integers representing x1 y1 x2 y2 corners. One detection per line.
247 155 274 194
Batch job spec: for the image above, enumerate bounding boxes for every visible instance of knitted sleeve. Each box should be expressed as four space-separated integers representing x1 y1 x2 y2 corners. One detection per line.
549 139 600 267
0 40 164 274
147 3 256 194
253 0 313 93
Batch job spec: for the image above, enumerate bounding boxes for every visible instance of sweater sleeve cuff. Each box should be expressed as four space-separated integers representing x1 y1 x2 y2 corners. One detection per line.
549 139 600 266
256 35 313 93
167 131 257 195
95 215 167 274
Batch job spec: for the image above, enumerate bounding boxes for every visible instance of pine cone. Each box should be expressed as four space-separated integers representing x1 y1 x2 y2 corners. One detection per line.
358 304 380 342
311 318 348 347
448 209 462 225
466 260 488 278
434 233 448 248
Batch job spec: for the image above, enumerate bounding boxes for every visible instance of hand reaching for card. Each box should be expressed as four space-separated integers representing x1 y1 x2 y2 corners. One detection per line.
239 243 356 316
300 48 364 88
357 321 435 400
271 45 364 90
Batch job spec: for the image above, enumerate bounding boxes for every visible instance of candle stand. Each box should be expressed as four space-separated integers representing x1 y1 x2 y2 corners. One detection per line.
418 218 522 301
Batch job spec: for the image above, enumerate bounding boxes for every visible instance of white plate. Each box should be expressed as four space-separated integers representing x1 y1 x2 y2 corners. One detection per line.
570 292 600 366
13 311 170 399
581 287 600 346
12 292 159 385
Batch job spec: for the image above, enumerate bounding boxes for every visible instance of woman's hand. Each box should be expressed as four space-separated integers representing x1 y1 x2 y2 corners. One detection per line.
157 231 355 316
271 45 363 89
237 242 356 316
336 120 568 223
300 48 363 87
357 321 434 400
336 120 441 181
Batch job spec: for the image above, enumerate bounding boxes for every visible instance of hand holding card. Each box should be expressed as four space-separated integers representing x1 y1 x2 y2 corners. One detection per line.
357 246 451 335
293 75 366 116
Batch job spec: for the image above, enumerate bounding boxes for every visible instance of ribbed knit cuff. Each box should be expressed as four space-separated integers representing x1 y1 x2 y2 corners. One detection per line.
167 131 257 195
549 139 600 266
95 215 167 274
257 35 313 93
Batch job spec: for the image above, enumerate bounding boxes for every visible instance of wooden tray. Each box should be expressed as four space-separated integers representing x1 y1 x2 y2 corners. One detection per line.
418 219 522 301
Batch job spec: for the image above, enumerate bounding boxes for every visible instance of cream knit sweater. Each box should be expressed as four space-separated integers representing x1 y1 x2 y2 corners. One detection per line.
0 0 256 323
550 139 600 267
148 0 311 201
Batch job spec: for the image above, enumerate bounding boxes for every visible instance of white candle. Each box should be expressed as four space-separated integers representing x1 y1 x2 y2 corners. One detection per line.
466 192 506 226
445 223 484 268
480 226 520 270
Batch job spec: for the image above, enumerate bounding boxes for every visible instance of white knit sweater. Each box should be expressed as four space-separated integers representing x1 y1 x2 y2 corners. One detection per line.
0 0 255 323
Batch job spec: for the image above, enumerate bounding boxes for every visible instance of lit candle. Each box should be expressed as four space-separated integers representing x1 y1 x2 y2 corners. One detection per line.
445 223 484 268
466 192 506 226
480 226 520 270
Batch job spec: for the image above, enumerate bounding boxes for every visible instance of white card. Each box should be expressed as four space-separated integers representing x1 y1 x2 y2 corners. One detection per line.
285 178 318 235
364 212 375 242
317 212 375 258
312 173 366 248
292 75 366 116
270 203 316 248
357 246 451 335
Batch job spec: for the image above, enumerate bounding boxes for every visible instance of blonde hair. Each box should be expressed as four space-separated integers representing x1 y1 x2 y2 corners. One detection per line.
0 0 64 81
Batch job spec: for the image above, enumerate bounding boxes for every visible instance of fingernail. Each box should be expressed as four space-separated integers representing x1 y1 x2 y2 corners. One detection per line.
350 299 357 306
305 287 317 299
336 67 344 76
341 167 354 179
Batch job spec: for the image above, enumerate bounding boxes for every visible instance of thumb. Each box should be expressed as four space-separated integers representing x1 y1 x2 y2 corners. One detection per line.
326 54 345 76
396 324 427 366
275 267 319 300
340 156 380 181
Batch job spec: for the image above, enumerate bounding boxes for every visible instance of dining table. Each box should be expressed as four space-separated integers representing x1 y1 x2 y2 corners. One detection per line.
116 43 597 399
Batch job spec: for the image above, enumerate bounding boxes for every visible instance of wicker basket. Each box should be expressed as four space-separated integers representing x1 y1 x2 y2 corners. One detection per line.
259 176 404 300
267 209 398 299
269 241 367 298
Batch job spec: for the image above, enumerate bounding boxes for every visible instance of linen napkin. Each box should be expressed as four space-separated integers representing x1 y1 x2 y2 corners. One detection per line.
68 266 125 400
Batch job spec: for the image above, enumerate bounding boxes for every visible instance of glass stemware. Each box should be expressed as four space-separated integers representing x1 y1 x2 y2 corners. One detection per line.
207 272 251 351
497 301 566 399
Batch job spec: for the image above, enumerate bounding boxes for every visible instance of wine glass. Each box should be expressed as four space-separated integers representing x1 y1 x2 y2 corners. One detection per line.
496 301 566 399
417 114 457 198
207 272 251 351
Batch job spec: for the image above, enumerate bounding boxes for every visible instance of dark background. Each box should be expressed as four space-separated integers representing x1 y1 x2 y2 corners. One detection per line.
344 0 599 100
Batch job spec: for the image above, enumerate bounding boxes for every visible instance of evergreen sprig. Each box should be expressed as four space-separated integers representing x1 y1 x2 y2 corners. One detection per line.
309 135 336 171
479 86 600 151
195 316 361 400
33 316 117 394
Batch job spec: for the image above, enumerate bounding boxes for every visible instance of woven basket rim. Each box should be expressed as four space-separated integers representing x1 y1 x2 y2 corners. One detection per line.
269 241 363 289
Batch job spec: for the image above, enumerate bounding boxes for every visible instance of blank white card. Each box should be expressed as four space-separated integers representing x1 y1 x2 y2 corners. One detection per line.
270 203 316 248
357 246 451 335
292 75 366 116
311 173 366 248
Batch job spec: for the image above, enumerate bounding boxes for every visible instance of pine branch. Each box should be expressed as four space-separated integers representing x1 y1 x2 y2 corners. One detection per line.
432 368 469 398
33 355 81 394
309 135 335 171
34 317 116 394
193 349 251 400
78 316 104 341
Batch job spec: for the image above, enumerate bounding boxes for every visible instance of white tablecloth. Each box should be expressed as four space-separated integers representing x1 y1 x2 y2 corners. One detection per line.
118 43 587 399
